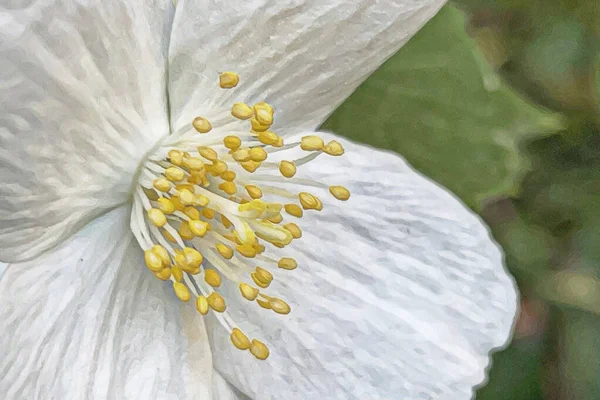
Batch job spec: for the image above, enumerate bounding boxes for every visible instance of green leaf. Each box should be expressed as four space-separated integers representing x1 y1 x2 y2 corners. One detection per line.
322 5 562 210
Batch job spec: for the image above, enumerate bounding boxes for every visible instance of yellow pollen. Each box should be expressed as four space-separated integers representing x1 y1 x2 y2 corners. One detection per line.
216 243 234 259
279 161 296 178
197 146 218 161
284 204 303 218
173 282 191 302
254 107 273 125
183 206 200 220
207 292 227 312
256 298 272 309
236 244 257 258
254 101 274 115
172 264 184 282
267 213 283 224
231 102 253 119
152 244 171 267
274 136 284 147
144 249 164 272
250 116 270 132
168 150 184 166
232 148 251 162
239 283 259 301
202 208 215 219
157 198 176 214
194 194 210 207
230 328 251 350
221 215 232 228
245 185 263 199
183 247 203 267
257 130 280 146
249 147 268 162
223 135 242 150
143 187 159 201
153 178 171 192
219 71 239 88
192 116 212 133
196 296 209 315
254 266 273 284
148 208 167 227
176 183 195 192
204 269 222 287
221 170 236 181
164 167 185 182
171 196 185 211
251 272 270 288
269 297 291 314
300 135 324 151
183 157 205 171
240 160 261 173
329 185 350 200
178 221 195 240
283 223 302 239
298 192 321 210
323 140 344 156
178 189 195 205
250 339 270 360
278 257 297 270
154 267 172 281
210 160 228 175
219 181 237 195
163 229 177 243
189 219 209 237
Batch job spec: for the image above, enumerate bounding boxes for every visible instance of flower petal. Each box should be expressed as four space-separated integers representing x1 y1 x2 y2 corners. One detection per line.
0 0 174 262
167 0 445 134
206 133 518 399
0 206 216 399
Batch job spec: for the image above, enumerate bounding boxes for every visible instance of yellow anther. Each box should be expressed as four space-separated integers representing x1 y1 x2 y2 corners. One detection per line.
249 147 268 162
183 246 203 266
257 130 280 146
236 244 257 258
196 296 209 315
153 178 171 192
284 204 303 218
323 140 344 156
192 116 212 133
189 219 209 237
283 223 302 239
250 339 270 360
239 283 259 301
269 297 291 315
221 170 236 182
314 196 323 211
251 272 270 288
300 135 324 151
255 266 273 283
216 243 234 259
250 116 270 132
196 146 217 161
171 264 184 282
256 298 272 309
210 160 228 175
164 167 185 182
178 221 195 240
240 160 261 173
183 157 205 171
254 107 273 125
193 194 209 207
163 229 177 243
147 208 167 227
221 215 232 229
278 257 298 270
266 213 282 224
274 135 284 147
298 192 321 210
219 71 239 88
176 183 195 192
202 208 215 219
183 206 200 220
279 160 296 178
245 185 263 199
231 102 253 120
143 187 159 201
329 185 350 201
176 251 200 275
152 244 171 267
254 243 266 254
171 196 185 211
173 282 191 302
232 148 251 162
254 101 274 115
223 135 242 150
144 248 164 272
207 292 226 312
154 267 172 281
168 150 184 166
157 197 176 214
230 328 251 350
204 269 222 287
178 188 195 205
219 181 237 195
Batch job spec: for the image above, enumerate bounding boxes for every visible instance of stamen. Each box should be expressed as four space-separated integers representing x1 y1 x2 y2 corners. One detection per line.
130 71 351 361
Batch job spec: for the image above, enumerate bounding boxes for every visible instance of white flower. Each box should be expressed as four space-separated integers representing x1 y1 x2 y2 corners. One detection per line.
0 0 517 399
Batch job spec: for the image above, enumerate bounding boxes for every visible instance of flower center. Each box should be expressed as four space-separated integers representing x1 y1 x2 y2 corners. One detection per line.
130 72 350 360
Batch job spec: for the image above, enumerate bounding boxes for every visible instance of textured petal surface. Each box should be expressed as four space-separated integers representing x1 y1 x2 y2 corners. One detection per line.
207 133 518 400
0 0 174 262
0 206 217 399
167 0 446 134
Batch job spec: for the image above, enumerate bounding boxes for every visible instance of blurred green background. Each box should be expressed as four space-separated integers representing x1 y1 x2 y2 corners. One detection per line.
324 1 600 399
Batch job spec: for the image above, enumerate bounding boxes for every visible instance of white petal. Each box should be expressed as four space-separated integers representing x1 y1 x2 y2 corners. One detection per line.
0 0 174 262
167 0 445 134
206 133 517 399
0 206 216 399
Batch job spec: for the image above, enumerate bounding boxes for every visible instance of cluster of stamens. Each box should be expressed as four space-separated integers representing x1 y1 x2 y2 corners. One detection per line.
131 72 350 360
